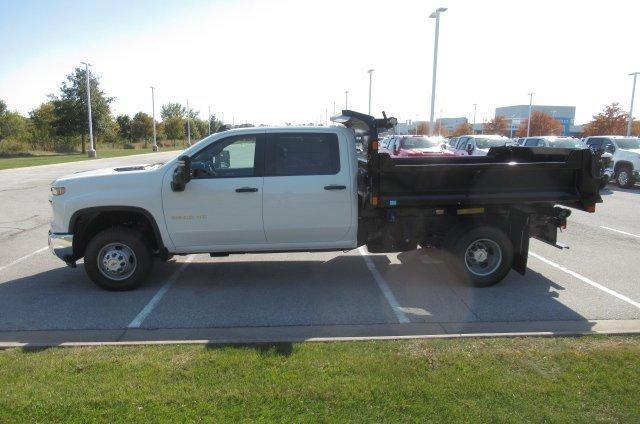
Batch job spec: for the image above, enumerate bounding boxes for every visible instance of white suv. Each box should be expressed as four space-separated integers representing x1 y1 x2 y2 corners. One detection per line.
584 136 640 188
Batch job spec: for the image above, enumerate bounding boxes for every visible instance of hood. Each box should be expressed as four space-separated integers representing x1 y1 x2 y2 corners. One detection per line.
620 148 640 156
53 163 160 184
404 146 453 156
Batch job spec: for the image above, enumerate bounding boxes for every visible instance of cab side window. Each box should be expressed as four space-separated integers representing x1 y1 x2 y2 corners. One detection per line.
267 133 340 176
191 135 258 179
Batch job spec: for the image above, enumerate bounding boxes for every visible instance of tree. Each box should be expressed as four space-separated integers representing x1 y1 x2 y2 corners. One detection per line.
50 67 114 153
161 103 186 120
29 102 56 149
116 115 132 142
451 122 473 136
164 116 184 145
583 103 629 136
516 111 563 137
209 114 224 133
483 116 508 136
131 112 154 147
415 122 429 135
0 100 29 141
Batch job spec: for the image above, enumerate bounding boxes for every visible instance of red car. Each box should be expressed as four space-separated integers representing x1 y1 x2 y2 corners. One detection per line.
379 135 454 157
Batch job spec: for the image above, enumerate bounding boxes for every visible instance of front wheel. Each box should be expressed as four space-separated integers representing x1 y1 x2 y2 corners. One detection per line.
446 226 514 287
84 228 153 291
616 167 635 189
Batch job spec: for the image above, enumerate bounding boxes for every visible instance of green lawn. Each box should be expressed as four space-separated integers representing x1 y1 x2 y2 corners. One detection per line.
0 147 183 171
0 336 638 422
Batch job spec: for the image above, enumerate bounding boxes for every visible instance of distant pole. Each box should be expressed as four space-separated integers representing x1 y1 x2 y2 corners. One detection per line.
627 72 640 136
208 105 211 135
526 92 534 137
325 108 328 125
367 69 374 115
333 101 336 115
472 103 477 133
510 114 515 138
150 86 158 151
428 7 447 136
81 62 96 158
345 90 349 109
186 99 191 146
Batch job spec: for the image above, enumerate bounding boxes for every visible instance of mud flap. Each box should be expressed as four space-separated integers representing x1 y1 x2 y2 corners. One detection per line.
508 209 530 275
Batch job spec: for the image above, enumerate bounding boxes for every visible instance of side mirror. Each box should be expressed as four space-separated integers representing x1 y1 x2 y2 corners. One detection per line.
466 144 474 154
171 155 191 192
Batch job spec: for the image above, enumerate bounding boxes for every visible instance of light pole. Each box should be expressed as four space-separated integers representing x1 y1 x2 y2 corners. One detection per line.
186 99 191 146
367 69 374 115
428 7 447 135
81 62 96 158
527 92 535 137
472 103 477 134
627 72 640 136
510 114 515 138
345 90 349 110
333 101 336 115
150 86 158 151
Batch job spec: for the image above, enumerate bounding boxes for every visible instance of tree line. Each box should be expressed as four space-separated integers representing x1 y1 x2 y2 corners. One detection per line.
0 67 224 155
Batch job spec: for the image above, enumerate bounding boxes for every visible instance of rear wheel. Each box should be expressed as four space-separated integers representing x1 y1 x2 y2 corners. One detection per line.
446 226 513 287
84 228 153 291
616 166 635 189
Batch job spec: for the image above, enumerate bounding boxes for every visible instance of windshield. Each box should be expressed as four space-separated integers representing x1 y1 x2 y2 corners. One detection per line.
475 138 507 149
616 138 640 149
401 137 440 149
552 139 583 148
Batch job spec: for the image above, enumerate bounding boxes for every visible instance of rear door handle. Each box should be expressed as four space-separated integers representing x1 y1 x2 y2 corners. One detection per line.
235 187 258 193
324 185 346 191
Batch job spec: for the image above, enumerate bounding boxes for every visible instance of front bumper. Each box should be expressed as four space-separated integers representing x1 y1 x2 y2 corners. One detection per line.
48 231 74 262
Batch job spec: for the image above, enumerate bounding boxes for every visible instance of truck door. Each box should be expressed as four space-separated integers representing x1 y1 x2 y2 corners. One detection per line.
162 132 266 249
262 131 354 245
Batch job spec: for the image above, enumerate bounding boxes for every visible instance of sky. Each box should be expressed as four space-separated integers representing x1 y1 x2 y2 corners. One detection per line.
1 0 639 126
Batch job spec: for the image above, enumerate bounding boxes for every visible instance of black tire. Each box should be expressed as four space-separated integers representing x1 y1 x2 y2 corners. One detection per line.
84 227 153 291
445 226 513 287
616 167 635 189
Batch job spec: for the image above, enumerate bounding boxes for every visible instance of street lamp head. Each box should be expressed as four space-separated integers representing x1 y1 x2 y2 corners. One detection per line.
630 72 640 76
367 69 374 74
430 7 447 17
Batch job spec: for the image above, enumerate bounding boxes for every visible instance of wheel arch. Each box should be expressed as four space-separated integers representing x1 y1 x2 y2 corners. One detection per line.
70 206 166 260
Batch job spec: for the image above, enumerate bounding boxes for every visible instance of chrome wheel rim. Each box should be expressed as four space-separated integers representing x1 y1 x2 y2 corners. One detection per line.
619 171 629 186
97 243 137 281
464 239 502 277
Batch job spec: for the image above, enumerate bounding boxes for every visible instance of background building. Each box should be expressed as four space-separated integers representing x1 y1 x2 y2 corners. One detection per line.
436 117 468 134
495 105 576 136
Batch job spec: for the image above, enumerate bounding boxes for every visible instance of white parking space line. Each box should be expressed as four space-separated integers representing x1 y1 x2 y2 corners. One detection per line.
529 251 640 310
600 226 640 239
128 255 195 328
0 246 48 272
358 247 410 323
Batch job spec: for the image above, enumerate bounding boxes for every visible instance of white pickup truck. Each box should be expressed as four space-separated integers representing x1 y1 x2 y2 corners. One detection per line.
49 111 602 291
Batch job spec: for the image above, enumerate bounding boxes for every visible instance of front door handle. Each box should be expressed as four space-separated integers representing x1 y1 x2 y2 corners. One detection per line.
235 187 258 193
324 185 346 190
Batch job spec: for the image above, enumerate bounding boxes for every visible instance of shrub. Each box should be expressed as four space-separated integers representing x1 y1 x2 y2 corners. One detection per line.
0 138 31 156
123 142 135 149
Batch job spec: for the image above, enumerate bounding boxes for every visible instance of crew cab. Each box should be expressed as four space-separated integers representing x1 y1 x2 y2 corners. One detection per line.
451 134 510 156
49 111 602 291
379 135 454 157
583 136 640 188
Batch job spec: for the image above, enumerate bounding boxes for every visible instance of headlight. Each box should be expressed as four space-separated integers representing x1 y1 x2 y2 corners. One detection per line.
51 187 66 196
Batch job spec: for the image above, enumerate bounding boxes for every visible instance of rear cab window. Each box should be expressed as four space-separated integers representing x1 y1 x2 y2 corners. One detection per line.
266 132 340 176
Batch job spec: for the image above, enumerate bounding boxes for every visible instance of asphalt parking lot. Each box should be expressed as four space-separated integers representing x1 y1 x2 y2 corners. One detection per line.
1 151 639 346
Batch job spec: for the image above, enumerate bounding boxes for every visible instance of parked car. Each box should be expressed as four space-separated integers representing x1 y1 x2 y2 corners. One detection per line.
451 134 510 156
379 135 454 157
48 111 601 291
520 136 583 148
583 136 640 188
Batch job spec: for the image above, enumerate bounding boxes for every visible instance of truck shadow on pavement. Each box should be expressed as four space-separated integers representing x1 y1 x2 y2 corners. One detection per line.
0 251 595 346
600 185 639 196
